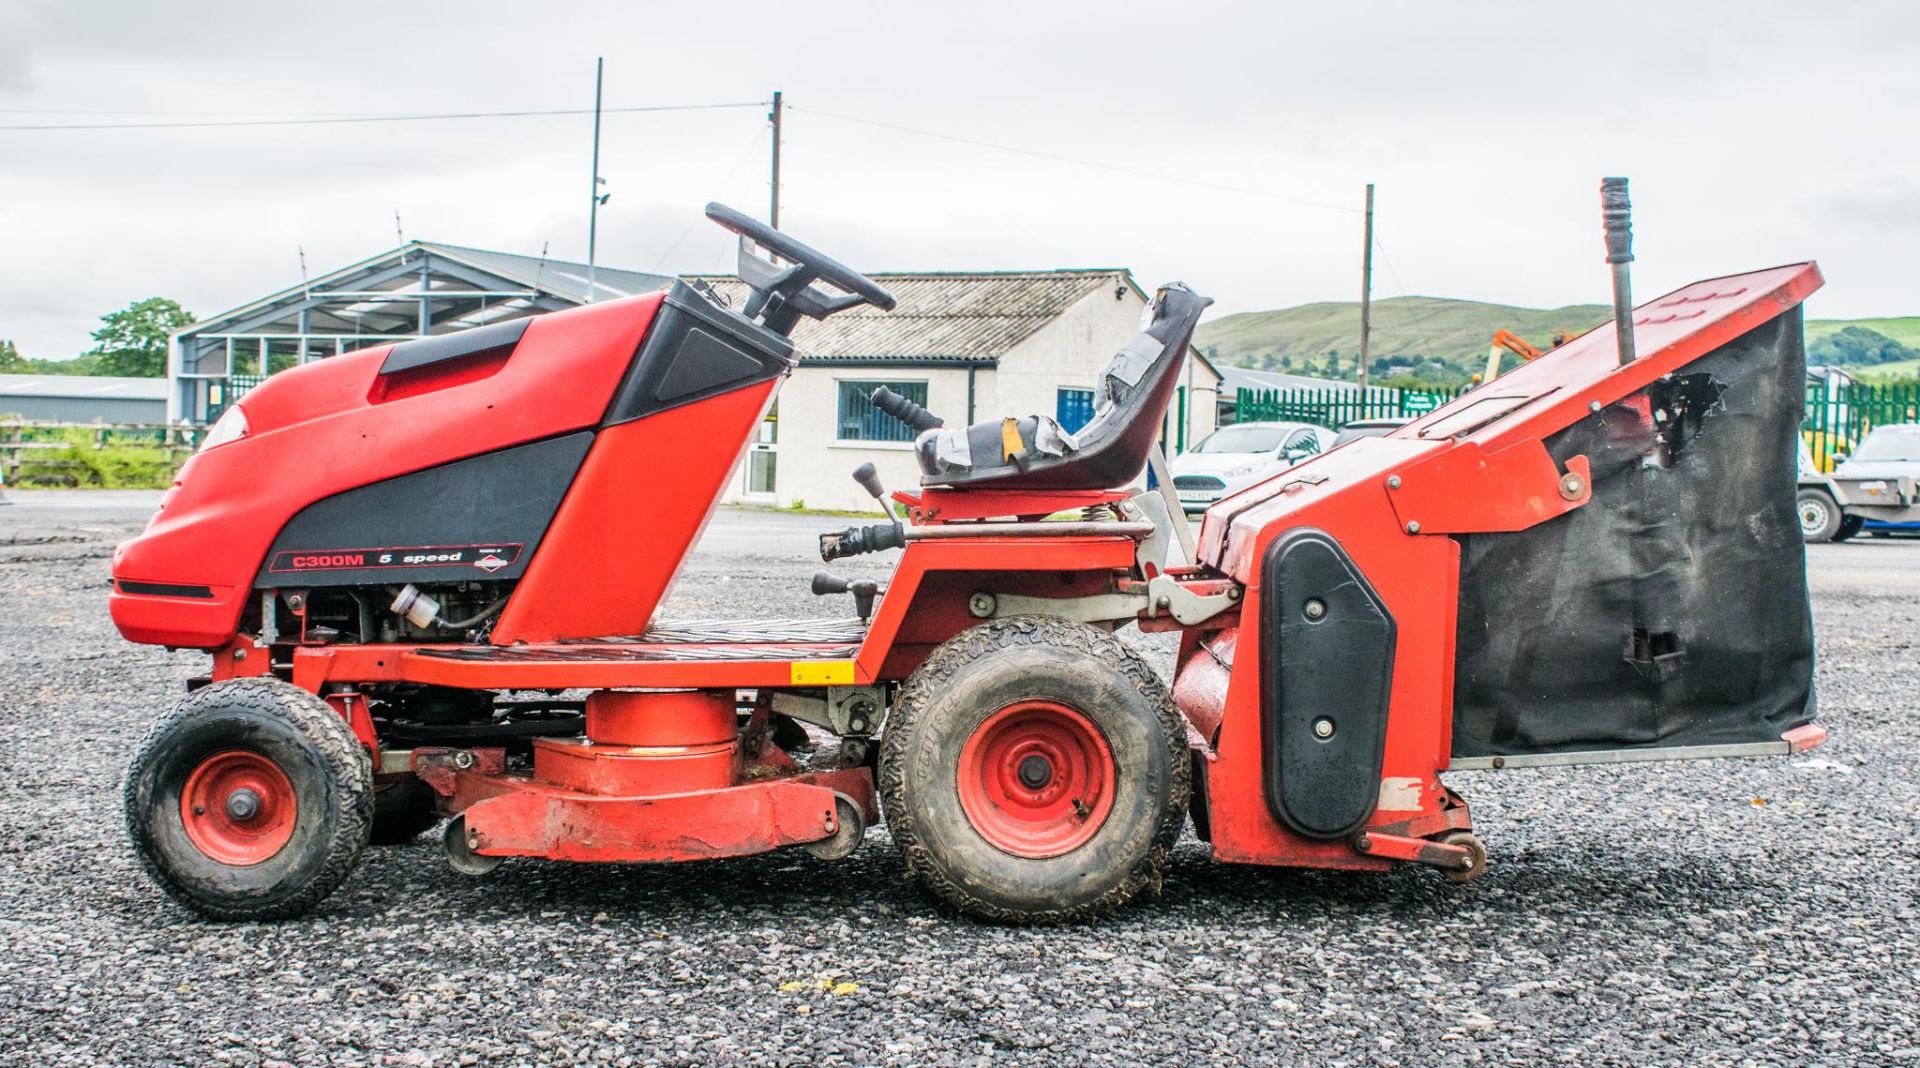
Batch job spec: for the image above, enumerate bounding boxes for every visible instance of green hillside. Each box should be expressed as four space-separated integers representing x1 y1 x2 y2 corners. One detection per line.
1805 317 1920 351
1197 297 1920 387
1196 297 1609 384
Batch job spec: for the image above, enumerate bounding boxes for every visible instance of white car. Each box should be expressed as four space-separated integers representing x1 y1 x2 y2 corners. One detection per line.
1170 421 1337 513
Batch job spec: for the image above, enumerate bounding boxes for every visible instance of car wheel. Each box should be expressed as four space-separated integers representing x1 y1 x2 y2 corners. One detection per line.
1797 489 1842 543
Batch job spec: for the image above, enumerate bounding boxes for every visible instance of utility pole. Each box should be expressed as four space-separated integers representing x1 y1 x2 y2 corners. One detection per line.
768 90 783 228
1358 183 1374 393
586 57 605 303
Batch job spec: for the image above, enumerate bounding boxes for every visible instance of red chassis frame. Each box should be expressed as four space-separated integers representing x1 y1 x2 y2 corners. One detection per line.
205 507 1161 866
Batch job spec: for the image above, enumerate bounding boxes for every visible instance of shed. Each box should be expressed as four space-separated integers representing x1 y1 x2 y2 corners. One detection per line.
0 374 169 424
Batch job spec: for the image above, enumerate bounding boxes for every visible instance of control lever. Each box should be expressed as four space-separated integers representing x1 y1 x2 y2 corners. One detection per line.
812 571 881 623
819 523 905 561
852 462 899 523
870 386 943 433
820 462 908 562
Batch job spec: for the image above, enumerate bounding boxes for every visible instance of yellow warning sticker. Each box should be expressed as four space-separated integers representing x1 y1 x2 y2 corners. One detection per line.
790 661 857 686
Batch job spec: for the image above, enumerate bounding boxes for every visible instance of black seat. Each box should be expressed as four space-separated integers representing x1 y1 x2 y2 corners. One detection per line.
913 283 1212 491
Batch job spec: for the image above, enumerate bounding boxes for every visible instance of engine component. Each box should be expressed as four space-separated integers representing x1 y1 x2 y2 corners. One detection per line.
391 584 441 628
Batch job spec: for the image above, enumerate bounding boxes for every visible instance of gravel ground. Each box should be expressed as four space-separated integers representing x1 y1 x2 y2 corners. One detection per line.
1 492 1916 1066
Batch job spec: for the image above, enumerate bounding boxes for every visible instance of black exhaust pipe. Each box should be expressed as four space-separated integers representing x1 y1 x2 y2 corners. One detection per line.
1601 176 1636 367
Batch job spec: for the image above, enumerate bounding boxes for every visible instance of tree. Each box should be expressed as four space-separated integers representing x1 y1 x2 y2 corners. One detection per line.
0 339 27 373
86 297 193 377
1810 325 1916 368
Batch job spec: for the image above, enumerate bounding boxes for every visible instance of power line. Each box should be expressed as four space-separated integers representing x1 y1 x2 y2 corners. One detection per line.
1370 236 1438 358
792 105 1360 215
0 101 764 132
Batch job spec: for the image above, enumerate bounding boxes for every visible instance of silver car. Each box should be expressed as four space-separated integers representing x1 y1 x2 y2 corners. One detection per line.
1169 421 1337 514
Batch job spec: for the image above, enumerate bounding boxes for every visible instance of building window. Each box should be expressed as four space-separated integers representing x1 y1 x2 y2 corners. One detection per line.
1056 387 1096 435
837 380 927 442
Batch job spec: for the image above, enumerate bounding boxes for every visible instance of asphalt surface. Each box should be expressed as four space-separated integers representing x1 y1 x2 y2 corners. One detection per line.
1 491 1916 1065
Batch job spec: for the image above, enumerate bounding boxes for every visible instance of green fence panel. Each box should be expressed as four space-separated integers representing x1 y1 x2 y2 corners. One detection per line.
1231 385 1464 430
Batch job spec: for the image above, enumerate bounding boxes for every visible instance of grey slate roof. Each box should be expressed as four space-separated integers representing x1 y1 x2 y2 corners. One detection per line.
0 373 169 400
688 270 1137 366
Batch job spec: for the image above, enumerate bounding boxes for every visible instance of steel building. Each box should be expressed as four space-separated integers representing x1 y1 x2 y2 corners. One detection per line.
168 242 672 422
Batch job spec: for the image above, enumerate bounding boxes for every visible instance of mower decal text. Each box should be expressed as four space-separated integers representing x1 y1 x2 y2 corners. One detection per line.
790 661 857 686
268 543 524 574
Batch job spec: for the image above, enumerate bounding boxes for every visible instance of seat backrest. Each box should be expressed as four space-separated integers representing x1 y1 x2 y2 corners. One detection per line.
1000 282 1212 491
1076 283 1212 456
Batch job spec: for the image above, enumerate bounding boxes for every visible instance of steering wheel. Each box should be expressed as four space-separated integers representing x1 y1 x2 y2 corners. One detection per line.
705 202 897 334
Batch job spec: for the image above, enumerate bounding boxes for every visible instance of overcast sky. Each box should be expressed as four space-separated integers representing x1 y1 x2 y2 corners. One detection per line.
3 0 1915 359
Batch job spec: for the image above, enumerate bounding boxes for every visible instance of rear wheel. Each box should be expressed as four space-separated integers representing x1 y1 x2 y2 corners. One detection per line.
879 616 1189 923
124 677 373 920
1797 489 1842 543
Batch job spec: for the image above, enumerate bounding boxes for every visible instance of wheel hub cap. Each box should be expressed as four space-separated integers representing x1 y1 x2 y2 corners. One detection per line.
224 788 262 822
180 750 296 866
957 701 1117 859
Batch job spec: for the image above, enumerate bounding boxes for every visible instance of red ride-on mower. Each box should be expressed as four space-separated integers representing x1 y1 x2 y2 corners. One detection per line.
114 186 1827 923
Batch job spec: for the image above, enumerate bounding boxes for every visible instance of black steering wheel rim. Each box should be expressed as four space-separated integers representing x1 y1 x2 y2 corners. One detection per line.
704 202 897 312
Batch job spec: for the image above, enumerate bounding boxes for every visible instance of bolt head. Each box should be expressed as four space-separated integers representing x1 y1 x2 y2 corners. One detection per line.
225 788 261 822
1017 754 1053 790
1589 400 1603 413
1303 598 1326 620
1386 475 1402 489
1406 520 1421 534
1312 717 1335 739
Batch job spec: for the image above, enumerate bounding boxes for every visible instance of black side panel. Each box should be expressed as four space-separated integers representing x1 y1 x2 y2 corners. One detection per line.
1261 528 1396 840
1452 308 1815 756
256 433 593 588
380 318 529 376
602 280 794 426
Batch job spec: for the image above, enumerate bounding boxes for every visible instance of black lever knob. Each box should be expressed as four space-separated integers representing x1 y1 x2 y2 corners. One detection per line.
870 386 943 432
811 572 880 623
848 579 880 623
852 462 886 501
818 522 907 562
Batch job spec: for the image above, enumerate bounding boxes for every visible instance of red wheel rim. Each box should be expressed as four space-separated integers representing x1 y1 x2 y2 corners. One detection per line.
179 749 297 866
957 701 1116 859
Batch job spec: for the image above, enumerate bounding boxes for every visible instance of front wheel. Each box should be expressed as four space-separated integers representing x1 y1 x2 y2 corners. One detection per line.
1797 489 1842 543
124 677 373 920
879 616 1189 924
